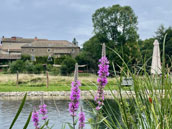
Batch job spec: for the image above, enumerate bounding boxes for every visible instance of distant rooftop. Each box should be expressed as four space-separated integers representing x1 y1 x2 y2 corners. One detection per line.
22 40 79 48
1 36 48 43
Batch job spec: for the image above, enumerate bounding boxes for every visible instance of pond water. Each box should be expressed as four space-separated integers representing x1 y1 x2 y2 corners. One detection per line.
0 98 92 129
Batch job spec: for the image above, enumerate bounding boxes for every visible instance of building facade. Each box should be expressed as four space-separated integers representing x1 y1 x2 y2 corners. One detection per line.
0 36 80 61
21 40 80 57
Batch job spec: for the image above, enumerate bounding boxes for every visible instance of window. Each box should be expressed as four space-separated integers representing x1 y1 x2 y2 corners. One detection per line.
31 49 34 52
47 48 51 52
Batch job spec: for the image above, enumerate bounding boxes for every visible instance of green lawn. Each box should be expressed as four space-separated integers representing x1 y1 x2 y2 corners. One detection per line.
0 73 121 92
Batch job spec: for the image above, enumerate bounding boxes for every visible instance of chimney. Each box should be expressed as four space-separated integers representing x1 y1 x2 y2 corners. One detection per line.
11 36 16 40
34 36 38 40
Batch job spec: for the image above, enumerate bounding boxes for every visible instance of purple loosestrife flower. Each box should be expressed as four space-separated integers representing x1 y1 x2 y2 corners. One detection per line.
39 104 48 120
95 43 109 110
79 108 85 129
32 108 39 129
69 63 81 116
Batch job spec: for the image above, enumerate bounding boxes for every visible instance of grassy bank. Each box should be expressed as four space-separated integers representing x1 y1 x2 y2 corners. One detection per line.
0 73 120 92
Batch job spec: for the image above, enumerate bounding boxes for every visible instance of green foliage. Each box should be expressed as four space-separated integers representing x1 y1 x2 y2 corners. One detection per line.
9 60 45 74
23 112 32 129
79 4 140 74
139 25 172 69
21 55 31 62
9 60 25 73
54 56 68 65
76 35 102 72
24 60 35 73
60 57 76 75
9 93 27 129
33 64 44 74
92 4 138 44
155 25 172 67
47 64 60 75
75 51 96 72
36 56 48 64
139 38 155 67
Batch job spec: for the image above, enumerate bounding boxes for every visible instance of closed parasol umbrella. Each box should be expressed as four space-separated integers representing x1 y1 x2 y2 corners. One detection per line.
151 40 162 75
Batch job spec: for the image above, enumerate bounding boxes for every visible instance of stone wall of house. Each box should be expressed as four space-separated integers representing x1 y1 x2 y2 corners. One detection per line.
21 47 80 57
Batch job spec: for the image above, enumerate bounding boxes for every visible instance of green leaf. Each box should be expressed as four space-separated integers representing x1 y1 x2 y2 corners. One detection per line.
9 93 27 129
40 120 49 129
74 118 78 125
50 124 55 129
67 123 74 129
60 123 66 129
23 111 32 129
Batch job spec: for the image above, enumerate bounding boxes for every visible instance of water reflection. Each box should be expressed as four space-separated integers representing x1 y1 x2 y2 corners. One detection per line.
0 98 125 129
0 98 91 129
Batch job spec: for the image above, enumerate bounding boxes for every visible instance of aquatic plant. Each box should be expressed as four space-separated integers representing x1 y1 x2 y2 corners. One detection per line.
32 108 39 129
95 43 109 110
39 104 48 120
79 107 85 129
69 63 81 129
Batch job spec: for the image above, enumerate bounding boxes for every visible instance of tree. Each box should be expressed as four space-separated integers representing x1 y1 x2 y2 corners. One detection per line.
60 57 76 75
92 4 138 45
155 24 165 43
155 25 172 67
79 35 109 72
139 38 155 67
9 60 25 73
76 5 140 74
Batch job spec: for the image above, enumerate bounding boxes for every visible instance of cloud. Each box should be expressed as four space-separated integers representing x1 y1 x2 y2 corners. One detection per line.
0 0 172 45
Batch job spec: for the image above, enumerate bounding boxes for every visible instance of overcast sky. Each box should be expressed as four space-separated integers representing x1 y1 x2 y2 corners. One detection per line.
0 0 172 46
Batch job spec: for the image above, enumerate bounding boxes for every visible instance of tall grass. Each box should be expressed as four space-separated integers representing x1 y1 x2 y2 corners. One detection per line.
88 34 172 129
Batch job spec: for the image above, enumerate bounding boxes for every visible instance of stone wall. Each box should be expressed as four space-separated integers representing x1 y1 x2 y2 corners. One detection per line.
0 91 135 100
21 47 80 57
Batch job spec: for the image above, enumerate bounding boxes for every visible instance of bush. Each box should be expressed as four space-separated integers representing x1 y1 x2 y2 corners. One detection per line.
47 64 60 75
24 60 34 73
35 56 54 65
60 57 76 75
35 56 48 64
21 55 31 62
54 56 68 64
33 64 44 74
9 60 25 73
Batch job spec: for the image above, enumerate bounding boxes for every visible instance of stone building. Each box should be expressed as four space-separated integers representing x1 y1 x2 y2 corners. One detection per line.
0 36 80 61
21 40 80 58
0 36 47 60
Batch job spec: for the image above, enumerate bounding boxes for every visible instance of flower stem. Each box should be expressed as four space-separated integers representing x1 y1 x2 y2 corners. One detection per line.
73 112 75 129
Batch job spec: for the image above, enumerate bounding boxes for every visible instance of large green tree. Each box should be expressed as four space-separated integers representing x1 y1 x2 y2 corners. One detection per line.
92 4 139 45
77 5 140 73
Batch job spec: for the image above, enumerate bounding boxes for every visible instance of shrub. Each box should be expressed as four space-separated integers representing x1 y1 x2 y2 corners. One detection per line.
24 60 34 73
60 57 76 75
9 60 25 73
35 56 48 64
21 55 31 62
47 56 54 64
33 64 44 74
54 55 68 64
47 64 60 75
